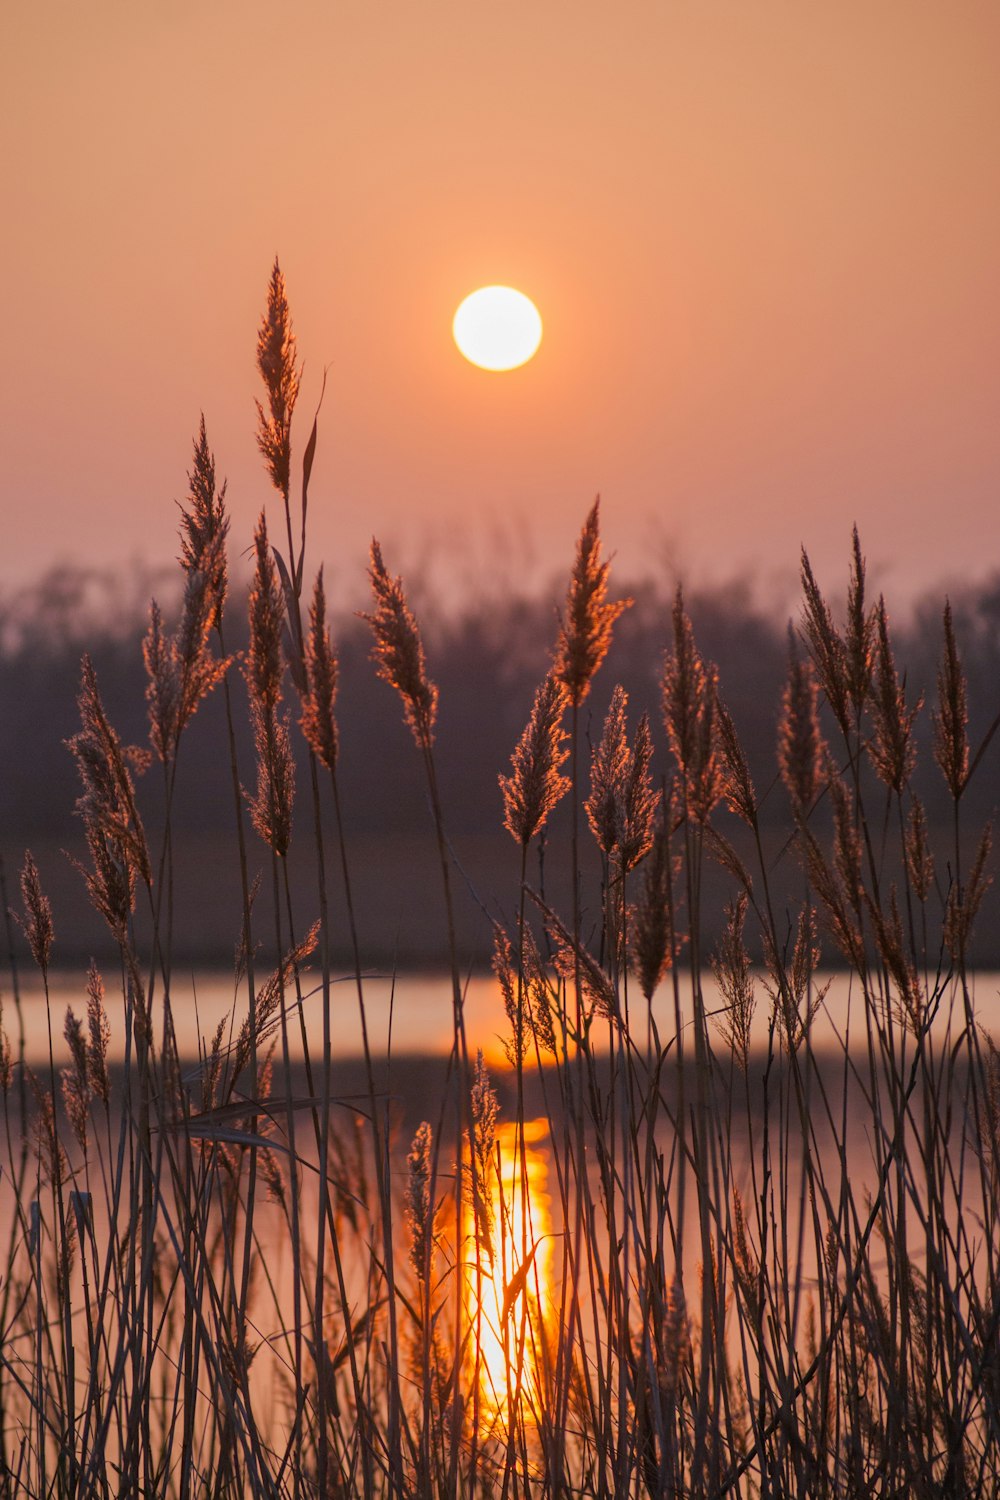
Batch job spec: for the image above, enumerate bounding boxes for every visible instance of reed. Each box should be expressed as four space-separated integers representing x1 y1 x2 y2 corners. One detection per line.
1 268 999 1500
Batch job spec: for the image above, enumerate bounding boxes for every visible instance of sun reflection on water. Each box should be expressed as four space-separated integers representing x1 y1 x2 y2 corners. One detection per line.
465 1117 554 1418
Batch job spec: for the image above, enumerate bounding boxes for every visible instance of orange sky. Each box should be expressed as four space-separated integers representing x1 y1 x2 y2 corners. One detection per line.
3 2 1000 611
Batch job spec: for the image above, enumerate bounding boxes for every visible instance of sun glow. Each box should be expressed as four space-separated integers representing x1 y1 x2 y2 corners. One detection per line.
465 1119 554 1417
452 286 543 371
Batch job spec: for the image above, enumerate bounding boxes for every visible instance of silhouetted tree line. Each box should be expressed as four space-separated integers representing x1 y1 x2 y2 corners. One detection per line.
3 562 1000 965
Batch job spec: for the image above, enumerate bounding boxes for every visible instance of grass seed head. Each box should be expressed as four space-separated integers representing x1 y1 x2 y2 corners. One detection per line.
554 497 630 707
255 258 300 499
499 672 569 846
299 568 339 769
19 851 53 979
365 540 438 749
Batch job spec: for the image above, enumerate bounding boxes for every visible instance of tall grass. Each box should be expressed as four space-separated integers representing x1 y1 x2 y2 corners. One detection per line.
1 264 999 1498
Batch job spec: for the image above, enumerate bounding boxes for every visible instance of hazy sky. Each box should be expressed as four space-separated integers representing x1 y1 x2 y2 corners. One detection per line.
3 2 999 612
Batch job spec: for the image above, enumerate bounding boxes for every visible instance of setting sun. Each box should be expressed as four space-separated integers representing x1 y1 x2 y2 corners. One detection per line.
452 286 543 371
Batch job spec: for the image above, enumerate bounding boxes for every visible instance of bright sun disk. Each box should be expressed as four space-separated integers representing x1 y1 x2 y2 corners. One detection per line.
453 286 542 371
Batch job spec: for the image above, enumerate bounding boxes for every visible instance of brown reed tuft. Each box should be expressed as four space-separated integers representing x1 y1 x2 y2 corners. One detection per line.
631 811 673 1001
554 497 630 707
492 924 525 1065
586 685 630 856
179 416 229 627
662 588 723 822
932 599 969 800
85 962 110 1105
67 656 151 936
777 632 824 815
246 511 285 713
867 597 920 793
255 258 300 499
905 798 935 903
299 568 339 770
499 672 569 846
469 1049 498 1253
711 892 755 1071
247 699 295 856
523 926 558 1056
365 540 438 749
61 1008 91 1151
844 526 876 718
244 510 295 853
18 851 53 979
718 702 757 828
621 712 658 870
800 547 850 734
405 1121 434 1282
143 568 229 762
586 688 659 869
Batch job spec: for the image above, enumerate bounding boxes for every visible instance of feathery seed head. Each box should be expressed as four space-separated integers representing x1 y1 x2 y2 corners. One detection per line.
718 702 757 828
299 568 339 769
255 259 300 498
845 526 876 716
365 540 438 749
246 512 285 712
586 685 630 855
405 1120 434 1281
868 597 920 793
662 590 723 822
499 672 570 845
179 416 229 625
800 549 850 735
86 962 110 1104
932 600 969 801
19 851 53 978
904 798 934 903
711 892 755 1070
631 810 673 1001
68 657 151 933
554 498 630 707
778 633 824 815
247 699 295 857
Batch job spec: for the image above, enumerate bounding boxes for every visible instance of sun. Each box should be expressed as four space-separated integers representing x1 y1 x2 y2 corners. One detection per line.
453 286 543 371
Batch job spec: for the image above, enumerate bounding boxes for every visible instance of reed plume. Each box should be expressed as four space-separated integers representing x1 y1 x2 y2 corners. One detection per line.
179 416 229 626
777 633 823 815
18 851 53 979
800 547 850 734
585 685 629 856
867 597 920 793
586 687 658 870
499 672 569 845
85 962 110 1105
631 811 673 1001
245 512 294 855
932 600 969 800
255 258 300 500
711 892 755 1070
405 1121 434 1282
365 540 438 749
143 566 229 762
662 588 723 822
299 568 339 770
554 498 629 707
67 655 151 936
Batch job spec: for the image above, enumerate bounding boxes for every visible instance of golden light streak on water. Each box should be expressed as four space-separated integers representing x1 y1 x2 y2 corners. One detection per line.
465 1118 554 1419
